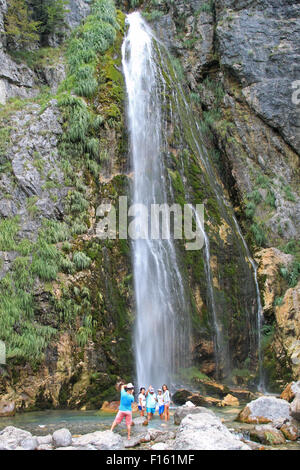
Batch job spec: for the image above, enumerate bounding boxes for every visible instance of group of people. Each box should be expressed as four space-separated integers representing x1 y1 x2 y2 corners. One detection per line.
110 382 170 440
138 385 170 421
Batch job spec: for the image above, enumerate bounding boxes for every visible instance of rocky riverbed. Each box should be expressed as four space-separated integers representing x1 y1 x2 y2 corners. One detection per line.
1 385 300 451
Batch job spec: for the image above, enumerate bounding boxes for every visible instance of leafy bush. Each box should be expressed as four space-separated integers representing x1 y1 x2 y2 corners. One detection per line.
69 191 89 213
65 0 118 99
76 315 95 346
0 216 19 250
280 262 300 288
251 222 267 246
73 251 92 270
60 256 75 274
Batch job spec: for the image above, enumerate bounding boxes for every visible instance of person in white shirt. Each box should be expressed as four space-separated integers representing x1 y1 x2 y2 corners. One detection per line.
138 387 146 417
162 384 170 421
157 389 165 420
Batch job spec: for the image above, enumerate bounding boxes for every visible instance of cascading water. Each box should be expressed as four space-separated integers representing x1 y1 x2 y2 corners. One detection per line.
122 12 191 388
122 11 264 387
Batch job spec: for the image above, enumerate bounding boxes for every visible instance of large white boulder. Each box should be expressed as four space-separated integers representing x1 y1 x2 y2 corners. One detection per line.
173 413 250 450
0 426 32 450
52 428 72 448
238 396 291 425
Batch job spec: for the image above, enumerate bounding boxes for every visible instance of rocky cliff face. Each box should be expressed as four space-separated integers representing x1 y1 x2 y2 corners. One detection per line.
0 0 299 409
0 2 133 411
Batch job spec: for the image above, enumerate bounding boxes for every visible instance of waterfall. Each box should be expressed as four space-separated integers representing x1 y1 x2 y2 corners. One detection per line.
122 12 191 388
122 11 264 387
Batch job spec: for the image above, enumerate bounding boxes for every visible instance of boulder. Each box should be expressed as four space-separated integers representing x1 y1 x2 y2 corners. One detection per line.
20 437 38 450
290 394 300 422
36 434 53 446
280 422 299 441
221 394 240 407
173 412 250 450
0 400 15 417
72 430 124 450
228 388 256 402
187 393 222 407
237 396 290 424
0 426 32 450
52 428 72 448
195 380 230 398
250 425 286 446
174 404 215 425
280 382 300 402
172 389 192 405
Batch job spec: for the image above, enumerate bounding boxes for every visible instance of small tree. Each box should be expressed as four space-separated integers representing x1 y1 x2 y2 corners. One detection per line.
4 0 40 48
31 0 69 43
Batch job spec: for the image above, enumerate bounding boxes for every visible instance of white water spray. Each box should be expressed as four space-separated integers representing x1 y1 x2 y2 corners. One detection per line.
122 13 190 388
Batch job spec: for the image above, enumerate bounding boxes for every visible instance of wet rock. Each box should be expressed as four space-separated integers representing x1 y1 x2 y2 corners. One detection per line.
52 428 72 448
250 425 286 446
238 396 291 424
229 388 256 402
72 430 124 450
242 440 265 451
196 380 230 398
221 394 240 407
174 404 215 425
280 422 299 441
172 389 192 405
188 393 222 407
0 400 15 417
174 412 250 450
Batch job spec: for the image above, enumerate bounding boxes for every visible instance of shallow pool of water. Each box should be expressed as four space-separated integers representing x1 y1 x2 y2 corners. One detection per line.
0 409 177 438
1 406 299 450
